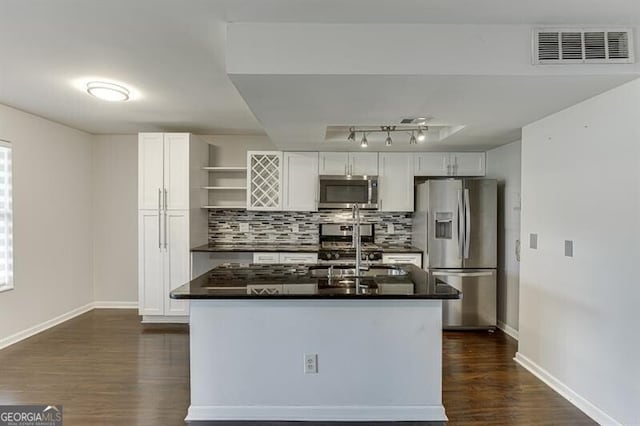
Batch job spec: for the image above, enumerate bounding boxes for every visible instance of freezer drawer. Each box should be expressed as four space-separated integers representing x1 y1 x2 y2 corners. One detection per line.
430 269 496 329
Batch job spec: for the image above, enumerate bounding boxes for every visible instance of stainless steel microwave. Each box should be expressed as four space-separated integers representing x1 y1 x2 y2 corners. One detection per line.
318 175 378 209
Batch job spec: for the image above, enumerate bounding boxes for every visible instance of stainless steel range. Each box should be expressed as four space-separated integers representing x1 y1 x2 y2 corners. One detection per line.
318 223 383 264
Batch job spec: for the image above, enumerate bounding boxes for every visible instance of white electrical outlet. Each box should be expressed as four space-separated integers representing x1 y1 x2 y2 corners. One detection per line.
291 224 300 233
239 223 249 233
304 353 318 374
387 223 395 234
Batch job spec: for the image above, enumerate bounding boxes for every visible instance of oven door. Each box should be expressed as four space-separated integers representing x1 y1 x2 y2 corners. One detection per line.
318 176 378 209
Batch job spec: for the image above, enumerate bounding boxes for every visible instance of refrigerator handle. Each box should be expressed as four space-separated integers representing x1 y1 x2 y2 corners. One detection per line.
464 188 471 259
457 189 464 259
432 271 494 277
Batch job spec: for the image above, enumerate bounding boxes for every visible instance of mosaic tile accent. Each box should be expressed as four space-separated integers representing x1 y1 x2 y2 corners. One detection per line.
208 210 413 246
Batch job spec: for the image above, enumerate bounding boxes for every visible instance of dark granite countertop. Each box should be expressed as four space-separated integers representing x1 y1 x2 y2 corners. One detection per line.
191 243 320 253
170 263 459 300
191 243 422 254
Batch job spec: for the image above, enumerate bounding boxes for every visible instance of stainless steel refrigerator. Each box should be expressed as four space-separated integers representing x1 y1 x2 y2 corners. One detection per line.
413 179 497 329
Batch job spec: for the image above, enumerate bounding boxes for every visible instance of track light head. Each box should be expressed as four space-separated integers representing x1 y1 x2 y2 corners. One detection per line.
385 131 392 146
347 128 356 142
360 133 368 148
417 127 426 142
409 132 417 145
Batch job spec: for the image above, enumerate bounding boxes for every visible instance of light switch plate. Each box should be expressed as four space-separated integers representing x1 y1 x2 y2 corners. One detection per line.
291 224 300 233
565 240 573 257
239 223 249 233
387 223 395 234
529 233 538 249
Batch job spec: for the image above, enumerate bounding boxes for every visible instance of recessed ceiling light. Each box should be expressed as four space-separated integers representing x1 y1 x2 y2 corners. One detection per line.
86 81 130 102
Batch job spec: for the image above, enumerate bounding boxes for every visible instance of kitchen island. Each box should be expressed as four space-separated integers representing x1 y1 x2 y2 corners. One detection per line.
171 263 460 422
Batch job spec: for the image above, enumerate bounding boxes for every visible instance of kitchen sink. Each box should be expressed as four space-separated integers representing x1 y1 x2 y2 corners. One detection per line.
309 265 409 278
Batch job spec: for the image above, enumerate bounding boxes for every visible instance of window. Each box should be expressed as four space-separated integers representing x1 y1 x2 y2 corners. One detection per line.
0 141 12 292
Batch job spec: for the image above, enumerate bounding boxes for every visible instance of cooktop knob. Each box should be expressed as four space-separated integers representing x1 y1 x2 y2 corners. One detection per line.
333 252 340 260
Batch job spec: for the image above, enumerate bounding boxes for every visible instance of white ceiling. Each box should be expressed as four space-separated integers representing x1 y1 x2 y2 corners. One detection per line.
1 0 640 147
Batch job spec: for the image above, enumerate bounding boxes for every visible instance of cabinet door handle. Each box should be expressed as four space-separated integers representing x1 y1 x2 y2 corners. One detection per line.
158 188 162 249
163 189 168 249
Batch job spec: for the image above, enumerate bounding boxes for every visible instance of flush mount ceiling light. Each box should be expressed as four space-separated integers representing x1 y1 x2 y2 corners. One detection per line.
86 81 130 101
346 125 427 147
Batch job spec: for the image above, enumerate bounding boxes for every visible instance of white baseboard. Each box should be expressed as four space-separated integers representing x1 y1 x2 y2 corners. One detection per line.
93 301 138 309
497 320 519 340
0 302 94 350
186 405 447 421
514 352 621 426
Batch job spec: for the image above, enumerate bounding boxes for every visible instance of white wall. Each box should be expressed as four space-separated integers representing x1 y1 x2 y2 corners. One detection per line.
0 104 94 344
486 141 521 337
518 78 640 425
92 135 138 303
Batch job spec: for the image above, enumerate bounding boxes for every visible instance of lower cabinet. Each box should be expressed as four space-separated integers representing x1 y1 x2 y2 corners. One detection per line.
138 209 190 319
252 252 318 264
382 253 423 268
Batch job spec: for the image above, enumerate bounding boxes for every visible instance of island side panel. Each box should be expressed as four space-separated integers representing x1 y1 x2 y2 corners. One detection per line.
187 299 446 421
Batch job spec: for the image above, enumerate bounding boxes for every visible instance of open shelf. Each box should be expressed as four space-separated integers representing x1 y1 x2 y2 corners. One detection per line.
202 186 247 190
202 166 247 172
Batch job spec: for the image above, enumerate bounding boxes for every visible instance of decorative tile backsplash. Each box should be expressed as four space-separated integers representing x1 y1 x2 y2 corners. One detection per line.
208 210 413 246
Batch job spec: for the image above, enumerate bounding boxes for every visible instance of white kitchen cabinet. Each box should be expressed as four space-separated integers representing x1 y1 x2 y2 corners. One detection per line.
414 153 449 176
349 152 379 175
253 252 318 264
138 132 208 323
283 152 319 211
414 152 485 177
138 210 190 317
319 152 349 175
382 253 423 268
253 252 280 264
449 152 486 176
138 210 164 316
279 253 318 264
318 152 378 176
138 133 165 210
378 153 414 212
138 133 194 210
247 151 283 210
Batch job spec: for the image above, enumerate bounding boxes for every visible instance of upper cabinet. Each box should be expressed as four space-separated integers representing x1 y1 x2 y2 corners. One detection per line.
378 153 414 212
318 152 349 175
319 152 379 176
283 152 319 211
450 152 486 176
138 133 204 210
247 151 283 211
414 152 485 177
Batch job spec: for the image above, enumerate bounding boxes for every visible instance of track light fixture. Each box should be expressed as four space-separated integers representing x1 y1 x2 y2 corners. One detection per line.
346 125 428 147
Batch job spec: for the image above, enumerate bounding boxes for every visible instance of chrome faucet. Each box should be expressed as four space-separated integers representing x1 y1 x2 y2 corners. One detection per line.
352 204 362 287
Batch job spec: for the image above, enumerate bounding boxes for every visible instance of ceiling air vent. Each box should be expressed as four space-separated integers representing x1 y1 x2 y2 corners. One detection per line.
533 28 634 64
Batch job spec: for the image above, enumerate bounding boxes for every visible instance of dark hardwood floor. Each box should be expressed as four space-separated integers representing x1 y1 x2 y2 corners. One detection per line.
0 309 594 425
